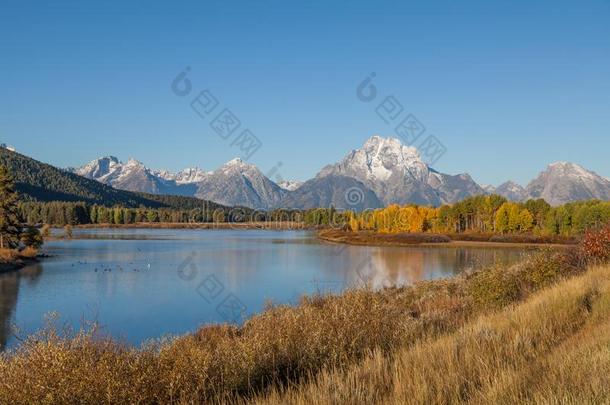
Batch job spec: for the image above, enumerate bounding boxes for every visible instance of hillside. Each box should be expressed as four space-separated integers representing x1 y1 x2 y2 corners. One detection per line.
0 148 216 209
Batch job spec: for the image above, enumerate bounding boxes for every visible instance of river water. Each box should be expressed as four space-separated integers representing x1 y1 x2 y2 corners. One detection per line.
0 229 531 349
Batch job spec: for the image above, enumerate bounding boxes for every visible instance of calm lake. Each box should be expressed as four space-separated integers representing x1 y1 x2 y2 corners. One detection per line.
0 229 532 350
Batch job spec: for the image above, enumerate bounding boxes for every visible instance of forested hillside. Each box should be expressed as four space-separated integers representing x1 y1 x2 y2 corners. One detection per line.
0 148 214 210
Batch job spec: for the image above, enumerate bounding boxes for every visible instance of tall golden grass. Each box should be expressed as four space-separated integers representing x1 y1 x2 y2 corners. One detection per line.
0 238 606 404
0 247 37 264
255 265 610 404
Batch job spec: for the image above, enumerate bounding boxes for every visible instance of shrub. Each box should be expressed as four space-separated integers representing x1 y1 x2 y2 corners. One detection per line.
580 225 610 264
467 264 521 309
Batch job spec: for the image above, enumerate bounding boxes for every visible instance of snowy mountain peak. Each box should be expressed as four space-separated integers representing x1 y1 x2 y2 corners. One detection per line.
546 161 597 180
220 157 257 173
226 157 244 165
320 135 428 184
362 135 421 160
317 135 483 206
493 181 528 201
125 158 146 168
75 156 122 179
174 167 209 184
527 161 610 206
278 180 303 191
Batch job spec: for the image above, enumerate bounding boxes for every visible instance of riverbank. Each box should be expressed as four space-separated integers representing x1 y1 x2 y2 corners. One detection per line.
318 229 577 248
0 248 38 273
0 234 606 403
73 221 312 230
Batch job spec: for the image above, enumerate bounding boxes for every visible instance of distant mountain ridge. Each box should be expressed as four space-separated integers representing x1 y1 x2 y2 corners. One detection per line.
69 136 610 209
0 148 222 210
525 162 610 205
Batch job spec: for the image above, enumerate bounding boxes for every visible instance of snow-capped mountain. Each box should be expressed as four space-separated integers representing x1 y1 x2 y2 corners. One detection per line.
72 139 610 209
526 162 610 206
72 156 197 196
485 163 610 205
493 181 529 202
194 158 286 209
278 180 303 191
316 135 484 206
156 167 209 184
480 184 497 194
73 156 285 208
74 156 122 180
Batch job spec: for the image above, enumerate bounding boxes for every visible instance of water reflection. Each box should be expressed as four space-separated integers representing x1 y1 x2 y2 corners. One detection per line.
1 230 530 349
0 265 43 349
324 245 529 290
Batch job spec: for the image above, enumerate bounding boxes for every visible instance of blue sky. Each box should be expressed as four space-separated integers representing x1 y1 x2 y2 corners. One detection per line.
1 0 609 186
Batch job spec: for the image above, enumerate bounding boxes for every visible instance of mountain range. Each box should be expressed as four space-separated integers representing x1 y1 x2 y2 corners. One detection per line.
0 147 228 211
69 135 610 209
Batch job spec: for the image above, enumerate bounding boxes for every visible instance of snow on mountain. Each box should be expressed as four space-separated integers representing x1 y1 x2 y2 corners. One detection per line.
481 184 496 194
194 158 286 209
316 135 484 206
73 156 197 196
71 144 610 210
526 162 610 206
493 181 529 201
74 156 122 180
278 180 303 191
155 167 209 184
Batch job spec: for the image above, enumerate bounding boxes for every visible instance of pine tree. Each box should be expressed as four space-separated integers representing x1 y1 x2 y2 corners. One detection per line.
21 226 43 249
0 165 22 248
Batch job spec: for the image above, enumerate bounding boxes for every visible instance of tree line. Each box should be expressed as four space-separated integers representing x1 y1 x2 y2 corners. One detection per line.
17 194 610 236
18 202 312 226
343 195 610 236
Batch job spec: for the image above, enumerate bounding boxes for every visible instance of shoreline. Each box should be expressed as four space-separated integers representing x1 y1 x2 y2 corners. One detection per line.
317 229 576 249
0 256 39 274
45 225 577 249
72 221 314 231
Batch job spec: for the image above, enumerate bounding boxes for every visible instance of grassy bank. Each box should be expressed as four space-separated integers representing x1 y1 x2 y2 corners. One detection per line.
319 229 577 248
0 248 38 273
256 263 610 404
1 230 606 404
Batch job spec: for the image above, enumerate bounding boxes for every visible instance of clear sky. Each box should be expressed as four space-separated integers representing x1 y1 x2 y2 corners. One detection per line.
1 0 609 186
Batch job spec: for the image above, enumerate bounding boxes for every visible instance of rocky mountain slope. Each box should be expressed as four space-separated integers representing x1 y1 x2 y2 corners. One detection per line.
487 181 529 202
193 158 286 209
525 162 610 206
71 137 610 209
316 136 485 206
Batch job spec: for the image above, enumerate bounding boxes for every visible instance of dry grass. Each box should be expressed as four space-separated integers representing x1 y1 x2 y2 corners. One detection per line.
450 232 578 245
0 248 37 269
0 248 19 263
254 265 610 404
18 246 38 259
0 245 605 404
